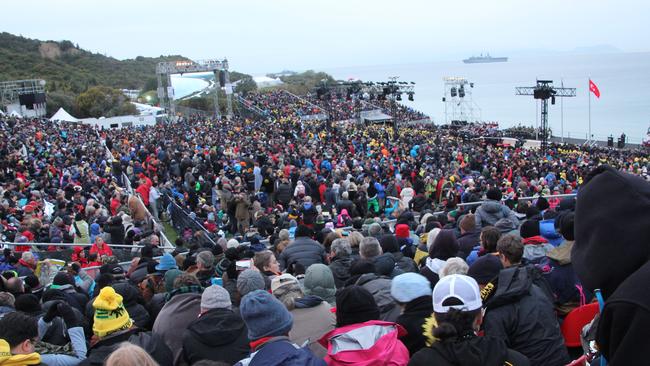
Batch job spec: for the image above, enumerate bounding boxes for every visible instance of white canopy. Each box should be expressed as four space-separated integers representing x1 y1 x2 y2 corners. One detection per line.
9 110 22 118
49 107 79 122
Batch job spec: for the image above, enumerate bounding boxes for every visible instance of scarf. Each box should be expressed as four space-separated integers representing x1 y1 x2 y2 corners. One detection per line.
165 285 203 302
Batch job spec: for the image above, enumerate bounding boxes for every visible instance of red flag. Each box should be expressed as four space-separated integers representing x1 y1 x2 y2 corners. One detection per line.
589 79 600 98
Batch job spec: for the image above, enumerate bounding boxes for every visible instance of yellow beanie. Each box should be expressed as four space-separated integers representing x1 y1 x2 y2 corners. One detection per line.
93 287 133 337
0 339 41 365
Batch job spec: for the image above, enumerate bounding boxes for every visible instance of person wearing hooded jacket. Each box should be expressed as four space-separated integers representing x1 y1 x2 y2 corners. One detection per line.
474 188 520 229
572 165 650 366
419 230 459 289
409 274 529 366
328 238 353 288
346 260 401 322
278 225 326 271
391 273 433 356
182 285 249 365
481 234 569 366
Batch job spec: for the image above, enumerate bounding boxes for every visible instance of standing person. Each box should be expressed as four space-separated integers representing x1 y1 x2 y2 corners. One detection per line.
328 239 353 288
457 214 481 259
409 274 530 366
149 181 161 222
235 290 326 366
474 188 519 229
481 234 569 366
419 230 459 289
72 213 90 245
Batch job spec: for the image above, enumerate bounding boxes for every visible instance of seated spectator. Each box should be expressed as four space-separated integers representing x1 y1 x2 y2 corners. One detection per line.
409 274 529 366
390 273 432 355
328 238 353 288
457 214 481 259
271 274 335 358
319 285 409 365
105 343 158 366
346 260 400 322
419 230 459 288
481 234 569 366
0 304 87 366
278 225 326 271
303 264 337 306
83 286 172 366
439 257 469 278
466 225 501 265
236 289 325 365
15 252 36 277
519 220 553 263
182 285 249 365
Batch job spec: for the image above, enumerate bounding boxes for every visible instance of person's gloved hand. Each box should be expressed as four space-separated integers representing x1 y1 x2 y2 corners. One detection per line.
57 303 80 329
42 300 61 323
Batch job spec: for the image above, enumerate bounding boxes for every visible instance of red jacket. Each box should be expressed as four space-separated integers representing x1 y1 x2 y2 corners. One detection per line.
90 243 113 258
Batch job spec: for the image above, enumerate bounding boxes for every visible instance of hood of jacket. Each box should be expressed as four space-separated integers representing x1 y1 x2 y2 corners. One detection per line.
480 200 504 214
294 295 324 309
573 165 650 297
186 308 247 347
482 266 533 310
547 240 574 265
425 335 511 366
373 253 397 277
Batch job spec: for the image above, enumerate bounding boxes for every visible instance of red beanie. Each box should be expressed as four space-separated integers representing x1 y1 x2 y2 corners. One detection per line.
395 224 410 239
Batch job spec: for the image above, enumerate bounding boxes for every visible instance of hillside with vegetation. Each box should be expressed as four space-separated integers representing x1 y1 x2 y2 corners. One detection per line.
0 32 254 116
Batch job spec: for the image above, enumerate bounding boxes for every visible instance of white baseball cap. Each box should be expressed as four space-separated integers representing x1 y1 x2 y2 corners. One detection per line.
432 274 482 313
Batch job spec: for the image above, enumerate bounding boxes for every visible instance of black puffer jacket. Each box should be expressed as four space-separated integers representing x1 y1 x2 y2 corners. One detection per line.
278 236 326 271
80 328 172 366
182 308 249 365
409 335 530 366
396 295 433 356
481 265 569 366
329 254 352 288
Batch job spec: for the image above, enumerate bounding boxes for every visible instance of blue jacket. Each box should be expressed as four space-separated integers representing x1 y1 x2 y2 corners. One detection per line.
236 337 326 366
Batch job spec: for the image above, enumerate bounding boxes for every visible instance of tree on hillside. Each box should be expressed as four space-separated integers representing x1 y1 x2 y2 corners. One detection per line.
74 86 136 118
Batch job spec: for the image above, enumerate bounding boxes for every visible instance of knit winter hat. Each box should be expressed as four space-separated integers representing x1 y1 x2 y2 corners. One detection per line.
155 253 178 272
92 286 133 337
236 269 266 296
270 273 299 294
335 285 380 327
390 273 431 303
240 290 293 340
164 269 183 293
394 224 410 239
201 285 232 311
303 264 336 304
227 239 240 249
519 220 540 239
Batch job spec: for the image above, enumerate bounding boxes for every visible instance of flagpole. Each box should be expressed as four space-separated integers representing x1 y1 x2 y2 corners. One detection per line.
561 78 564 143
587 76 591 142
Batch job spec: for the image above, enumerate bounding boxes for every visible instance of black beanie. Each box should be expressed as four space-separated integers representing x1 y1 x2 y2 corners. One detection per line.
558 212 575 241
486 188 502 201
336 285 380 327
379 234 399 254
14 294 42 315
536 197 550 211
52 272 74 287
141 244 154 259
350 259 376 276
295 225 313 238
573 166 650 297
519 220 540 239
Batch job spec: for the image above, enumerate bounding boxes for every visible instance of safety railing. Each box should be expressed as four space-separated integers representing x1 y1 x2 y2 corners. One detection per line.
162 194 217 246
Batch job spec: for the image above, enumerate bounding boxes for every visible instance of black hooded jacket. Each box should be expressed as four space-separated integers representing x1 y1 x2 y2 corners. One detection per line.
572 166 650 365
409 335 530 366
481 265 569 366
329 254 352 288
182 308 249 365
396 295 433 356
80 328 172 366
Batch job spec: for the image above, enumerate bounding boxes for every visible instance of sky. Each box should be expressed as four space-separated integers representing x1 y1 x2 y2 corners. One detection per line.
3 0 650 74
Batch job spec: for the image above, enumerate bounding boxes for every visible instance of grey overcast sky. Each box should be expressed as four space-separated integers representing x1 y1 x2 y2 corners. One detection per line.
3 0 649 73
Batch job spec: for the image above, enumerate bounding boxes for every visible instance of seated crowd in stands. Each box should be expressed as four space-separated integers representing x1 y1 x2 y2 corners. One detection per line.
0 94 648 365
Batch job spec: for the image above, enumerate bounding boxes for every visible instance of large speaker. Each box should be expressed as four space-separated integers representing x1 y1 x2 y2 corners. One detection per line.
218 71 226 87
607 136 614 147
34 93 46 104
19 93 36 109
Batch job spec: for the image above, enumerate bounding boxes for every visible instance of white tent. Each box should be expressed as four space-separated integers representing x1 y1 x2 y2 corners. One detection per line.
0 110 5 116
49 108 79 123
9 110 21 118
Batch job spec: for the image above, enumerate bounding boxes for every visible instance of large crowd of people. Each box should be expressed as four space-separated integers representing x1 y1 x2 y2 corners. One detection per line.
0 91 649 365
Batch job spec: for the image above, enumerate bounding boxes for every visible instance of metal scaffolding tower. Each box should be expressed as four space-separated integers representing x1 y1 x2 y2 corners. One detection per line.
442 77 481 124
516 79 576 151
156 59 233 119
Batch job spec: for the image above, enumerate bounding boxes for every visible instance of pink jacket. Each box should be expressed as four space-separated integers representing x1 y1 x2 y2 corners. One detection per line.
318 320 409 366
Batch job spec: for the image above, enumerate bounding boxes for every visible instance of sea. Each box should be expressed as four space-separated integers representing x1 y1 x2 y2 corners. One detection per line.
173 52 650 143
